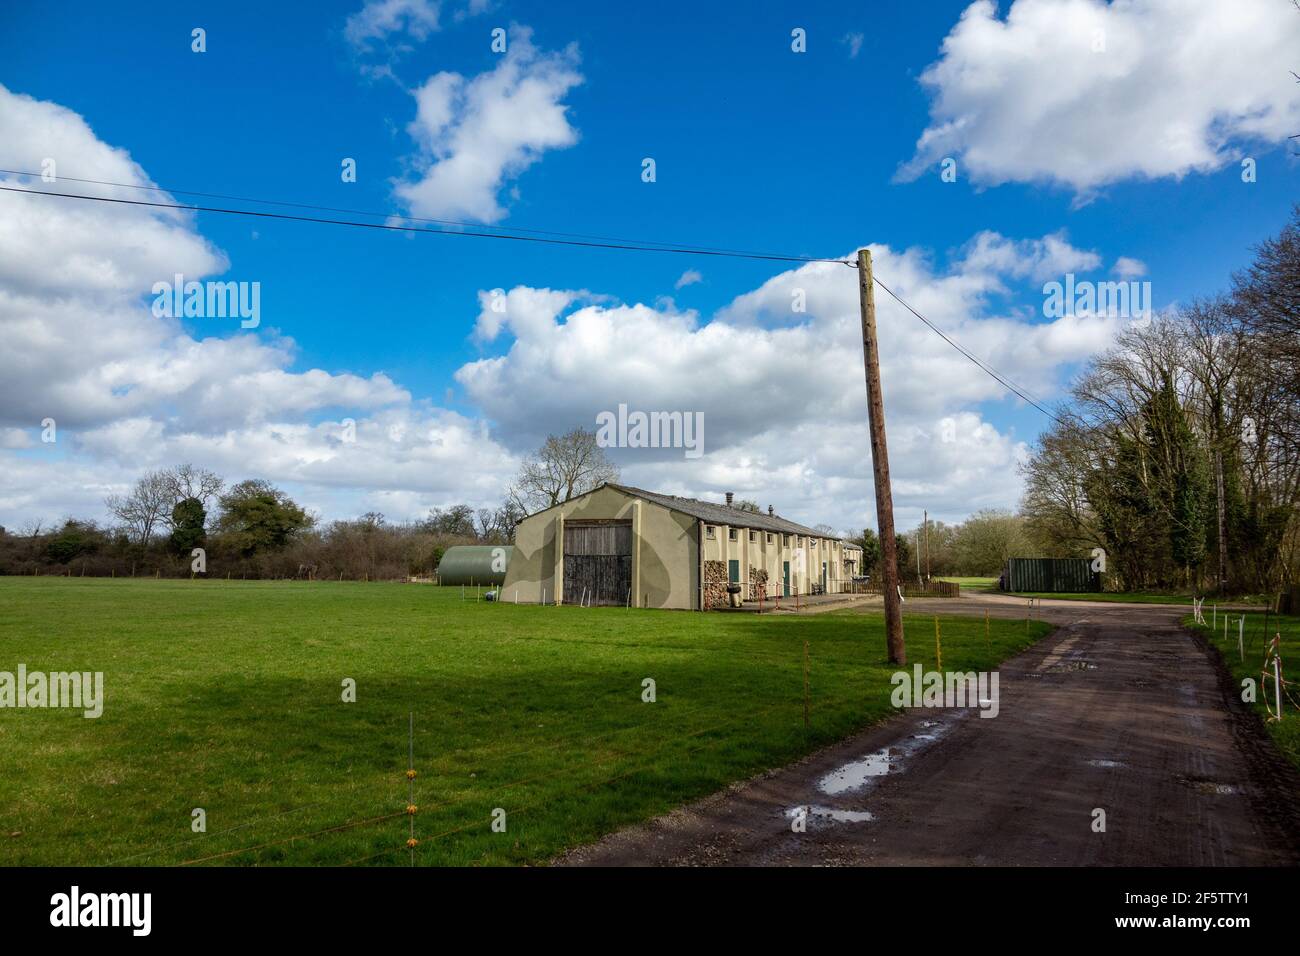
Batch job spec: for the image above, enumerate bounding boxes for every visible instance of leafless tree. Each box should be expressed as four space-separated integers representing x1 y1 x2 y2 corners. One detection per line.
423 505 478 539
509 428 619 514
161 463 225 510
470 502 520 542
1230 206 1300 416
951 510 1029 575
1020 415 1105 555
104 470 173 547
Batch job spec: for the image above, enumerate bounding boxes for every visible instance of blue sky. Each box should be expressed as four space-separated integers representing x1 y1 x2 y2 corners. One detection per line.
1 0 1298 533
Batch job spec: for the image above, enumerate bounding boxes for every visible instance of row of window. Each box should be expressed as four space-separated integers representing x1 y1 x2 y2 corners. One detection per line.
704 526 832 549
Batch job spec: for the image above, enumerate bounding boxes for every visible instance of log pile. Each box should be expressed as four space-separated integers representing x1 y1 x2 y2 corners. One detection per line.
748 567 769 600
703 560 729 608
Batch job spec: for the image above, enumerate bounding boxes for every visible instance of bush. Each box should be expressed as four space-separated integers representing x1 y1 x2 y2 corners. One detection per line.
45 520 103 564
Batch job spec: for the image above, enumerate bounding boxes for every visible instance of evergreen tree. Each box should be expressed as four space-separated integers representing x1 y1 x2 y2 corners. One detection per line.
170 498 207 554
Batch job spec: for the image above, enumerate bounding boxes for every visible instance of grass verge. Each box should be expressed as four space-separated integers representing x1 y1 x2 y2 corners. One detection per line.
1189 609 1300 772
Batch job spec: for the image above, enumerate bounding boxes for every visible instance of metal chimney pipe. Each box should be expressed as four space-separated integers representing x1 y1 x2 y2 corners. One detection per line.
768 505 774 515
725 492 734 507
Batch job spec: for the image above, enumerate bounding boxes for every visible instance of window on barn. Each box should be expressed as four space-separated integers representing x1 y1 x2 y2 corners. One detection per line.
766 533 773 544
782 534 790 546
749 530 756 542
728 528 737 541
706 526 715 539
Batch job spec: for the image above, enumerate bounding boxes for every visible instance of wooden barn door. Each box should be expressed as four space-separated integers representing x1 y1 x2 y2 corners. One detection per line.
563 520 633 606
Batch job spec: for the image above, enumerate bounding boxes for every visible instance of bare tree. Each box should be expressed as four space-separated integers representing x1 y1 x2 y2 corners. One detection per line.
475 508 497 541
1020 415 1105 554
473 501 523 543
509 428 619 514
104 471 173 548
952 510 1029 575
423 505 477 539
161 463 225 510
1231 206 1300 414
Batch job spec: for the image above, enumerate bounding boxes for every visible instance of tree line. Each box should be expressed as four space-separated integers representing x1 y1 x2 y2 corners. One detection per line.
0 428 622 580
1020 207 1300 594
849 509 1030 581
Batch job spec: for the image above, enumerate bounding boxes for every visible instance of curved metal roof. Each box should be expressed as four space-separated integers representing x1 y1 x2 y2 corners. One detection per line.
436 545 513 586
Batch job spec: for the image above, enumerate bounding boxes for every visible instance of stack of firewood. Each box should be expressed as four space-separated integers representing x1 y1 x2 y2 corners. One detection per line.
703 560 729 608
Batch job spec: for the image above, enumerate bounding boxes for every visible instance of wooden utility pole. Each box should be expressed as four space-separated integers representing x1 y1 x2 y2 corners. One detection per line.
858 249 906 665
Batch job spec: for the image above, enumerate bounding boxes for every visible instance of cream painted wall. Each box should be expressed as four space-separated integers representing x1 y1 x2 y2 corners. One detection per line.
501 486 699 609
701 522 862 596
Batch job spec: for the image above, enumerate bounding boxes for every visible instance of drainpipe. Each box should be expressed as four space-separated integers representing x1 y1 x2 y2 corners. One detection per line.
697 518 704 611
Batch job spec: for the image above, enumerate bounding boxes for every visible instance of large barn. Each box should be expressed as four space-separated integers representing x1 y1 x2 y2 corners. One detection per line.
501 483 863 609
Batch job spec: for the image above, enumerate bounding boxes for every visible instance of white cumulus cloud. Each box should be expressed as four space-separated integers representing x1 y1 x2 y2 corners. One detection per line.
395 26 583 223
0 84 518 528
898 0 1300 192
453 230 1135 529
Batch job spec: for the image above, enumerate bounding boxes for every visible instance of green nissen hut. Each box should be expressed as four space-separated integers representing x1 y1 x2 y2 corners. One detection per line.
436 545 513 586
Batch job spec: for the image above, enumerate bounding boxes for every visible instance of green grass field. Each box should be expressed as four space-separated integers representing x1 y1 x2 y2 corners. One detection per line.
0 578 1049 866
938 577 998 592
1190 609 1300 771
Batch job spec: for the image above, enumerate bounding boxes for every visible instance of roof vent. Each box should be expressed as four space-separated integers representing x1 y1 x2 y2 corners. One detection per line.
768 505 774 515
725 492 734 507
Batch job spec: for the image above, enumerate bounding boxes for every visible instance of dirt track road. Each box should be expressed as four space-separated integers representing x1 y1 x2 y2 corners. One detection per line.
561 595 1300 866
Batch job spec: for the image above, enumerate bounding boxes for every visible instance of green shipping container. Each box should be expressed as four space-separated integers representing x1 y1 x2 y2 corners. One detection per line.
1004 557 1099 593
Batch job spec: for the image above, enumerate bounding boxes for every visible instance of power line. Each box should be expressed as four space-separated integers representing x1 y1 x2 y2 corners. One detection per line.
0 166 831 261
872 275 1064 424
0 180 852 266
0 181 1062 422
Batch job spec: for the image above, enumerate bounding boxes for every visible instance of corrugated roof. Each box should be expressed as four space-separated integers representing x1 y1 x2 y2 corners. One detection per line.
607 483 836 539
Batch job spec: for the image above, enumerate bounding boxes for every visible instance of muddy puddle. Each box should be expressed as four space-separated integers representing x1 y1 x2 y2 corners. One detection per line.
816 717 956 797
785 805 875 824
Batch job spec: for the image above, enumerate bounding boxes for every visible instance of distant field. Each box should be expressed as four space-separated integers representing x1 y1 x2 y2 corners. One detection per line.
1191 610 1300 771
0 578 1050 866
938 577 998 591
